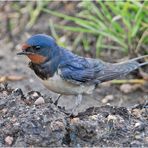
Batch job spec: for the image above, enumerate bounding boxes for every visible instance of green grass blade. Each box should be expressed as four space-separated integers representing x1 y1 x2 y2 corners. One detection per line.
99 44 127 52
99 1 112 21
43 9 96 28
96 35 103 57
131 1 145 37
55 25 95 33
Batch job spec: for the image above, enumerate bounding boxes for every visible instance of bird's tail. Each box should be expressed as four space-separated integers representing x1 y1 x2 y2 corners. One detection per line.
115 55 148 75
97 55 148 82
128 55 148 67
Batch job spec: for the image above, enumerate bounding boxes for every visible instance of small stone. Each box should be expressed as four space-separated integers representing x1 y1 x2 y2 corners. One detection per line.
34 97 45 105
90 115 98 120
51 121 65 130
132 109 143 118
135 134 141 139
100 82 111 87
120 84 133 93
130 140 141 147
144 137 148 143
29 78 34 83
2 91 7 95
2 108 8 114
107 115 117 121
70 117 80 124
135 122 141 128
32 92 39 98
5 136 13 145
134 122 145 131
102 95 114 103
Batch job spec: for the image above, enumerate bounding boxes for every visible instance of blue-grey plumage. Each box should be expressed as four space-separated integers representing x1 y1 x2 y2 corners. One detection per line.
17 34 148 114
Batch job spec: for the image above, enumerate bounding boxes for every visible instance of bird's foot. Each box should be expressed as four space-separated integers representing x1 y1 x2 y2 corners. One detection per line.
54 94 62 106
56 94 82 118
67 94 83 117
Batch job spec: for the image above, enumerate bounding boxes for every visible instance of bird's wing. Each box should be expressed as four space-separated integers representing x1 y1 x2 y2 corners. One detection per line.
58 56 143 85
58 57 104 85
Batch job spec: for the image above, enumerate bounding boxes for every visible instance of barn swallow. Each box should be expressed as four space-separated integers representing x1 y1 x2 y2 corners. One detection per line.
17 34 148 114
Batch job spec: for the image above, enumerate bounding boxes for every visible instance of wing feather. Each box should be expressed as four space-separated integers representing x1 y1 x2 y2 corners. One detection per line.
58 58 104 85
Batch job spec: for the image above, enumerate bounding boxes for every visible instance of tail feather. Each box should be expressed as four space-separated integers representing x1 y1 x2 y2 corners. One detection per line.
119 55 148 72
97 56 148 82
139 61 148 67
129 55 148 62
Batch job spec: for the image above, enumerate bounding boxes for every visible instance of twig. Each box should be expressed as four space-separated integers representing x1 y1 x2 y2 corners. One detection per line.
110 79 146 85
135 29 148 53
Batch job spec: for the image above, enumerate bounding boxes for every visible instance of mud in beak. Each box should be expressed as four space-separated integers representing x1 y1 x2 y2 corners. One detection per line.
17 51 34 55
17 51 28 55
17 43 32 56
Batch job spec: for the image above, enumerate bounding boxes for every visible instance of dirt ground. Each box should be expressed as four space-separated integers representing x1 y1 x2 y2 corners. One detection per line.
0 2 148 147
0 84 148 147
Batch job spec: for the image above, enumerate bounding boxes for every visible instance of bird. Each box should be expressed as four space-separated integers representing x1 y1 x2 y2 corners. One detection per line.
17 34 148 114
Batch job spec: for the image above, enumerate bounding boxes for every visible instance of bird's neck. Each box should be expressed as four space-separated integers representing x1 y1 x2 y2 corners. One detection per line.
29 46 76 80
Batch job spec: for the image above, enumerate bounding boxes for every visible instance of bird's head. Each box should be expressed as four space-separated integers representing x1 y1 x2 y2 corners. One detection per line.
17 34 57 64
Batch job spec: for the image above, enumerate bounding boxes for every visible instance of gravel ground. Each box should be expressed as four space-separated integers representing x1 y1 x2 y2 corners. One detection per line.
0 84 147 147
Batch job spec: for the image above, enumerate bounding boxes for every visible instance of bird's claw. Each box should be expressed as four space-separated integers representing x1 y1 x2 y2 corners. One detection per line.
54 94 62 106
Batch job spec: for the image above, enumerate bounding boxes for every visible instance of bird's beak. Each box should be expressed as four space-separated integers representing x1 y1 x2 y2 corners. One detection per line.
17 51 29 55
17 43 32 56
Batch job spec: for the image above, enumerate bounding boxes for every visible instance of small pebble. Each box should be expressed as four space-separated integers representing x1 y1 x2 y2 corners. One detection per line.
3 91 7 95
90 115 98 120
51 121 65 130
120 84 133 93
102 95 114 103
100 82 111 87
144 137 148 143
132 109 143 118
70 117 80 124
134 122 145 131
34 97 45 105
2 108 8 114
135 122 141 128
107 115 117 121
29 78 34 83
135 135 141 139
32 92 39 98
5 136 13 145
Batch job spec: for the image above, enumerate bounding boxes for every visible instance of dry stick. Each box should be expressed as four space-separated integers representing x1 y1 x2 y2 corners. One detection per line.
110 79 146 85
0 75 26 83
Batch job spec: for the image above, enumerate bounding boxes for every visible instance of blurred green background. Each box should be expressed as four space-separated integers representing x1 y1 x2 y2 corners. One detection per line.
0 1 148 59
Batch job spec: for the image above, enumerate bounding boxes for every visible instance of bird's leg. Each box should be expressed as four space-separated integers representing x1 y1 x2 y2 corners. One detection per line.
54 94 62 106
71 94 82 115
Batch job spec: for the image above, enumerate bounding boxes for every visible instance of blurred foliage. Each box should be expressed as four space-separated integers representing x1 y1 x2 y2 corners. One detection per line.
26 1 50 29
1 1 147 57
43 1 148 57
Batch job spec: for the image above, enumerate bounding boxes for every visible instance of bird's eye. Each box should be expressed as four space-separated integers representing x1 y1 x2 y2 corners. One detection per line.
35 45 40 50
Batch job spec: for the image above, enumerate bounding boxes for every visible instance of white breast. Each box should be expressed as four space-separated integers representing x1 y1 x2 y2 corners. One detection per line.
40 73 95 95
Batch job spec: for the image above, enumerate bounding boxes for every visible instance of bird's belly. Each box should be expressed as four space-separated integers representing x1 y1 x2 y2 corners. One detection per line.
40 74 94 95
